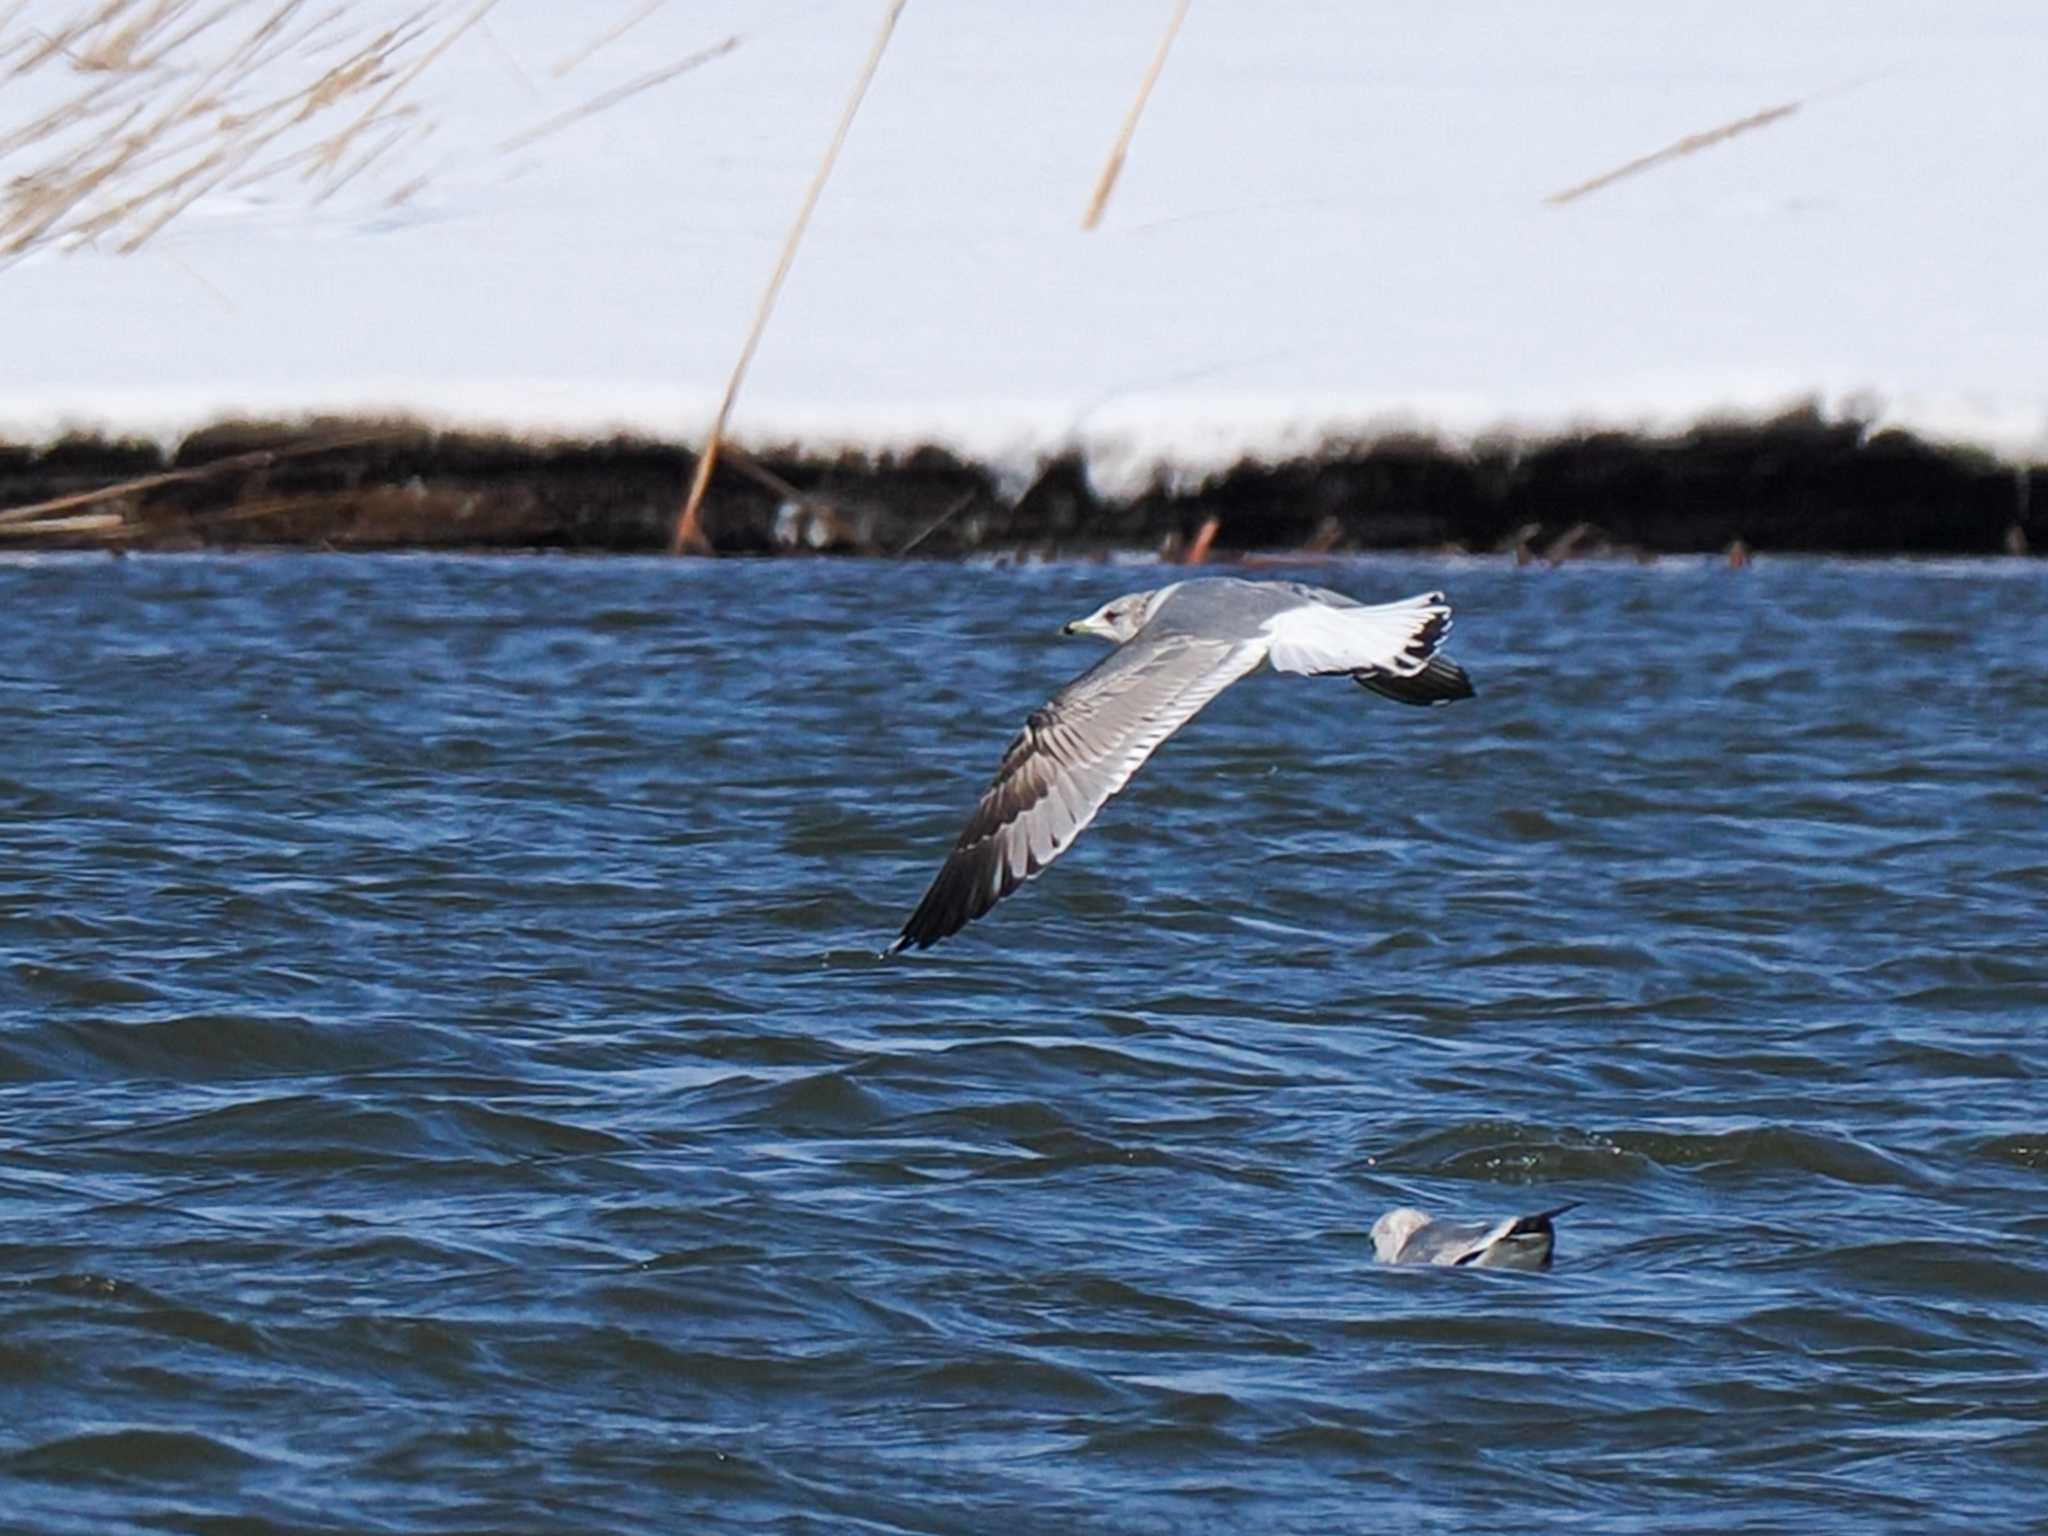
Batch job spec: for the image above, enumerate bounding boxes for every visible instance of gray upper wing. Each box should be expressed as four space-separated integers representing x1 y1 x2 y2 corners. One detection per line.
1405 1204 1577 1268
1398 1217 1500 1265
889 632 1263 953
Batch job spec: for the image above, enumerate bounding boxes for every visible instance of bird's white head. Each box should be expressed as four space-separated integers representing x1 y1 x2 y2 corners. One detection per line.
1061 587 1164 643
1370 1207 1432 1263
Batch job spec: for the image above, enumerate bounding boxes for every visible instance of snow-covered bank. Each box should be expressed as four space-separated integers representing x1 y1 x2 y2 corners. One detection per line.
4 1 2046 491
2 410 2033 557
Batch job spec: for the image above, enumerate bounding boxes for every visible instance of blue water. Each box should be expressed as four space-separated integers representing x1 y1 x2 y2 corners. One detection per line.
2 553 2045 1533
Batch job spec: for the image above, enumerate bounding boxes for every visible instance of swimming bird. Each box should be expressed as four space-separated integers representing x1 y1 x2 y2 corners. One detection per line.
1371 1202 1581 1271
887 577 1474 954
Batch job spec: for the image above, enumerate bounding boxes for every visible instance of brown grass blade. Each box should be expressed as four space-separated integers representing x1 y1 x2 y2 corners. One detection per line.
9 0 120 74
1081 0 1190 231
895 490 976 556
0 429 408 527
553 0 666 79
0 511 131 538
1 0 461 254
672 0 908 556
1546 100 1803 206
308 0 494 182
144 0 278 74
499 33 739 155
73 0 194 73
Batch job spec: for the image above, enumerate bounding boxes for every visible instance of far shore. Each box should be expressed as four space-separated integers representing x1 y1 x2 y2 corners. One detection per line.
1 407 2036 562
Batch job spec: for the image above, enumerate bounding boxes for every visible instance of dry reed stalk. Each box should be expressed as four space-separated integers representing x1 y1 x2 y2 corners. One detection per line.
896 490 976 556
308 114 424 209
284 1 351 56
1081 0 1189 231
0 73 135 159
98 142 246 250
164 247 236 310
553 0 666 79
475 18 539 101
309 0 495 180
211 0 323 82
0 429 407 528
713 442 807 502
499 33 739 154
7 4 261 248
224 23 427 188
150 0 284 73
298 20 426 113
93 0 260 78
81 96 309 250
74 0 186 71
0 510 131 538
107 1 280 138
0 0 463 256
9 0 119 73
3 106 154 252
671 0 908 556
1546 100 1802 206
119 142 264 250
8 489 364 542
215 0 356 82
169 490 353 531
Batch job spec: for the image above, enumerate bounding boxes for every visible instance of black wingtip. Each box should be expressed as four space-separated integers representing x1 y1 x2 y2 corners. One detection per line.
1355 654 1476 707
881 919 933 958
1506 1201 1583 1237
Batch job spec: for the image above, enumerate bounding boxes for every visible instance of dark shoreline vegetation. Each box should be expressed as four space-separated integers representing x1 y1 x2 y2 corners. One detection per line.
1 405 2037 560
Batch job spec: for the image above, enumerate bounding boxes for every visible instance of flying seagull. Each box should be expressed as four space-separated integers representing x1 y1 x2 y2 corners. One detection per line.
1371 1202 1582 1271
886 577 1474 955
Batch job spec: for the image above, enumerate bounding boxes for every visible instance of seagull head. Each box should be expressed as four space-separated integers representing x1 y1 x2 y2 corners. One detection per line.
1061 590 1155 643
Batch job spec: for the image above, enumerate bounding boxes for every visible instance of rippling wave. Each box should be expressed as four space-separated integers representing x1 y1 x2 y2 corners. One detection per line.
2 553 2044 1532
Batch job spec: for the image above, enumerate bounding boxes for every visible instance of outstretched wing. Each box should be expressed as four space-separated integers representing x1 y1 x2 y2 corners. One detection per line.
888 634 1265 954
1263 589 1474 707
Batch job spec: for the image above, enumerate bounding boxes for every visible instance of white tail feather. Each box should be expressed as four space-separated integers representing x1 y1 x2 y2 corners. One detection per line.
1261 591 1451 678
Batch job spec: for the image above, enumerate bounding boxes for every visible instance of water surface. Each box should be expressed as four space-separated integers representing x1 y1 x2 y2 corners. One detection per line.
2 553 2045 1532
